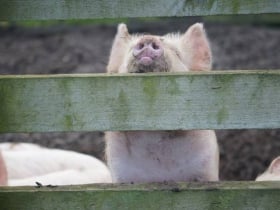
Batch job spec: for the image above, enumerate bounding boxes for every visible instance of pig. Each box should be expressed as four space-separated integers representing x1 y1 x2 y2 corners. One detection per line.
0 151 7 185
105 23 219 183
256 156 280 181
0 142 112 186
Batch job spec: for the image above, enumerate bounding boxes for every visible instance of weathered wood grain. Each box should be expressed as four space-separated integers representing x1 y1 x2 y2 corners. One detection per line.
0 0 279 21
0 71 280 133
0 182 279 210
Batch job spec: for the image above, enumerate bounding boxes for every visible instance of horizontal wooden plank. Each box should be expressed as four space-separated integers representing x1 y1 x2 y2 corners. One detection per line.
0 182 280 210
1 71 280 133
0 0 279 21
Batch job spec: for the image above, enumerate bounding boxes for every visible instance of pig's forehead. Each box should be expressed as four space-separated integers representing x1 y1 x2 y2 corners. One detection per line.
131 34 160 40
128 34 157 46
131 32 181 39
163 33 181 40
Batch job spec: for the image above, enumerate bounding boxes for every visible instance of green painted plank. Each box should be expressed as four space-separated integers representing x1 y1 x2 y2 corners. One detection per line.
1 70 280 133
0 0 279 21
0 182 280 210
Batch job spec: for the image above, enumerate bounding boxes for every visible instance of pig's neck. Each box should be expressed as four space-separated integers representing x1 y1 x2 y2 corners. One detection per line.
105 130 218 183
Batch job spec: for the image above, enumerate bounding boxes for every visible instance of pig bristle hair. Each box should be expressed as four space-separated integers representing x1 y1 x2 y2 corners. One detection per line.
130 34 145 41
128 33 182 46
131 33 148 38
164 33 181 40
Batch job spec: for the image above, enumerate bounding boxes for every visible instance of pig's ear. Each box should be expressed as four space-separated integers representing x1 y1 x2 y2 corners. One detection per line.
107 23 131 73
181 23 212 71
268 156 280 174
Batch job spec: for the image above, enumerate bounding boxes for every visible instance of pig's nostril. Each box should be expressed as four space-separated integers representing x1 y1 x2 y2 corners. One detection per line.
152 42 159 50
137 43 144 50
133 39 163 59
133 43 145 57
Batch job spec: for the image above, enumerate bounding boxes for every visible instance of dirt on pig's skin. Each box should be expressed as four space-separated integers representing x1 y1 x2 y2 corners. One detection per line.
0 18 280 181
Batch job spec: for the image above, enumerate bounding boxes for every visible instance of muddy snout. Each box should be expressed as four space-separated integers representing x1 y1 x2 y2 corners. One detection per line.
133 37 163 66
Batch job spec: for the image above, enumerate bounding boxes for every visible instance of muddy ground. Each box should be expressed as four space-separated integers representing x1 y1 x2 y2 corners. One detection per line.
0 18 280 180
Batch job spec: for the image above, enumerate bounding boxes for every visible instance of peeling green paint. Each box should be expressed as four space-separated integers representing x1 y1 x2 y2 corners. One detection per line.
206 74 233 127
0 81 13 131
110 89 130 128
118 90 129 116
185 99 192 108
250 75 265 104
232 0 241 14
0 79 26 132
214 73 235 86
63 114 74 129
142 78 158 105
166 77 181 95
58 78 76 130
217 107 229 124
1 71 280 132
189 75 195 84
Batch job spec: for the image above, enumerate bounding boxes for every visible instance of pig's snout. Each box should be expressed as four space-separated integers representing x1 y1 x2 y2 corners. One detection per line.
133 39 163 66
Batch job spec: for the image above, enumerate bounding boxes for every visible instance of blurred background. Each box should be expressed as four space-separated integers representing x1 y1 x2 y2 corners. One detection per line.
0 15 280 180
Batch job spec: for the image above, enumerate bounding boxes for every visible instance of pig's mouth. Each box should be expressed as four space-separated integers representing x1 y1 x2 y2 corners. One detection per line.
128 39 168 73
138 56 153 66
135 47 160 66
129 55 168 73
128 51 168 73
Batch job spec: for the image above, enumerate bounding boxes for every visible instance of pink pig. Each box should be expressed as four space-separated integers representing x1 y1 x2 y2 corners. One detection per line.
105 23 219 183
256 156 280 181
0 143 112 186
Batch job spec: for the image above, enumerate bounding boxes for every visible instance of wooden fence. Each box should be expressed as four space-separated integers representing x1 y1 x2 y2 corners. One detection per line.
0 1 280 209
1 0 279 20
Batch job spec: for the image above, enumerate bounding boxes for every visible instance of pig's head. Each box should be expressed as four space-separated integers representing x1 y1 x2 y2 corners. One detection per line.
107 23 212 73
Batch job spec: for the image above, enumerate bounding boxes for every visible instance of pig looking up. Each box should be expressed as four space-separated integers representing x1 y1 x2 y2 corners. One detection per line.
256 156 280 181
105 23 219 183
107 23 211 73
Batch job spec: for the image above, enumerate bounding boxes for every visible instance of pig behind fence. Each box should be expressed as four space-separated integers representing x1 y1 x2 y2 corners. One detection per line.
0 143 112 186
256 156 280 181
105 23 219 183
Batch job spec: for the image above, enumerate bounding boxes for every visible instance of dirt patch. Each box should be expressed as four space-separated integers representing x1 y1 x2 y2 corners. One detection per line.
1 18 280 180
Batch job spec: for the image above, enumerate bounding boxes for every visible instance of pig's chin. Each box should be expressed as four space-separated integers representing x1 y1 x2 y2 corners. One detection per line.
139 57 153 66
128 57 169 73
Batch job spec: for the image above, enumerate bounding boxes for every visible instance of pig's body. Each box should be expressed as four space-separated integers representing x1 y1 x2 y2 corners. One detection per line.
0 143 112 186
256 156 280 181
106 131 218 183
105 23 219 183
